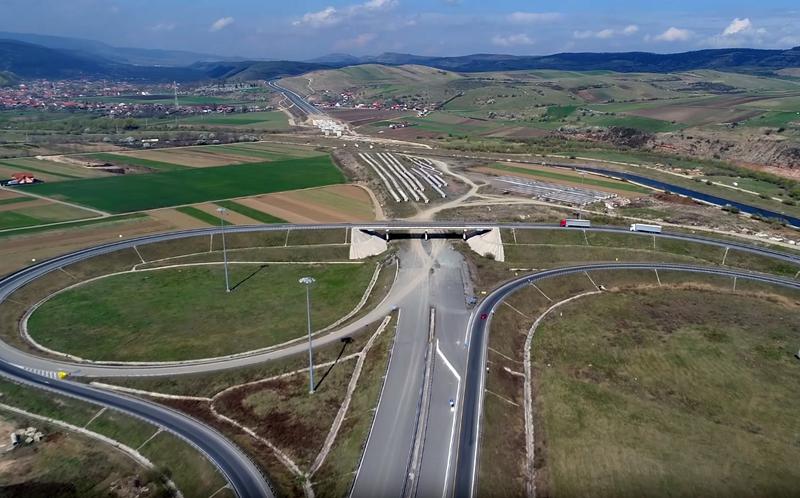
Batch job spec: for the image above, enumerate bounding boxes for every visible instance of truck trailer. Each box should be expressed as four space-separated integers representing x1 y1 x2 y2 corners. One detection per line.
560 219 591 228
630 223 662 233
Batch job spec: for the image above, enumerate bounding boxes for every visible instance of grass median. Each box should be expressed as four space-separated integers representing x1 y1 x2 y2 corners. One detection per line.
27 262 375 362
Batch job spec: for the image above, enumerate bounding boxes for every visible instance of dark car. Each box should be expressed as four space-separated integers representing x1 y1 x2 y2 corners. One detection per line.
480 313 488 320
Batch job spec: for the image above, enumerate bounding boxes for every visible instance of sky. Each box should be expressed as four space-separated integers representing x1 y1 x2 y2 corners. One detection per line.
1 0 800 60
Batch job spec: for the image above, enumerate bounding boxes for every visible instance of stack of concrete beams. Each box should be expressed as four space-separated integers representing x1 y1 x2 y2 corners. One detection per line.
495 176 615 205
360 153 448 203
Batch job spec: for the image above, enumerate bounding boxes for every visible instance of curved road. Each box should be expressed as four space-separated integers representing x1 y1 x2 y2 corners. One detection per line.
0 360 273 498
452 262 800 498
268 80 323 117
2 223 797 377
1 223 799 498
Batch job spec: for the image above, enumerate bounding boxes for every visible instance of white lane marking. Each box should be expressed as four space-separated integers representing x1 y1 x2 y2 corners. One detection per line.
15 365 60 379
464 312 475 345
436 339 461 498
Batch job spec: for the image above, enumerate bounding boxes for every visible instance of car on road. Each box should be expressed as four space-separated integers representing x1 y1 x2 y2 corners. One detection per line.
480 313 488 320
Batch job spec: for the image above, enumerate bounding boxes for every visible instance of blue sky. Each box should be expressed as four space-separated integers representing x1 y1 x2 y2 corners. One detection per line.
2 0 799 59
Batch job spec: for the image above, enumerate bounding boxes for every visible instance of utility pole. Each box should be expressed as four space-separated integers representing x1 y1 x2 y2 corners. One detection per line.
299 276 316 393
217 208 230 293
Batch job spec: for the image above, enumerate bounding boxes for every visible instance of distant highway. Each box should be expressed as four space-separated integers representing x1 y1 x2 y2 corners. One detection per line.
268 80 322 116
452 262 800 498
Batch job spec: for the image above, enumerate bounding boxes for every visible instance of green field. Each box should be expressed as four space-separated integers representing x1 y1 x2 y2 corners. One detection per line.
0 196 36 207
215 200 286 224
87 152 190 172
744 111 800 128
0 159 84 180
532 289 800 498
175 205 232 226
182 111 289 129
0 202 96 230
28 263 375 361
25 155 346 213
0 212 147 238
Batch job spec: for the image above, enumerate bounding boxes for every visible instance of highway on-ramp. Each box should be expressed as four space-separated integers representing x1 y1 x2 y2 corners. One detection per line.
0 360 273 498
4 222 797 378
1 223 799 498
451 262 800 498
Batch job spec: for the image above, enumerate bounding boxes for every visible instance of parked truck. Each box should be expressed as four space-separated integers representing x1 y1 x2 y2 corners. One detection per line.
630 223 662 233
560 219 591 228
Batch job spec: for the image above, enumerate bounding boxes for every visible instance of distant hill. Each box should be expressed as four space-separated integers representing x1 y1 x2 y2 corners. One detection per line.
0 39 208 81
191 60 332 81
0 31 241 67
0 70 18 87
313 48 800 73
2 35 800 84
0 39 331 83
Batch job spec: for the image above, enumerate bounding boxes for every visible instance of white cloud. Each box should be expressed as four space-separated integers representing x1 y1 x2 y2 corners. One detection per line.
622 24 639 35
492 33 535 47
210 17 234 32
295 7 339 27
654 27 692 42
150 22 175 32
707 18 768 47
573 25 638 40
294 0 398 28
723 17 752 36
508 12 562 24
595 28 616 39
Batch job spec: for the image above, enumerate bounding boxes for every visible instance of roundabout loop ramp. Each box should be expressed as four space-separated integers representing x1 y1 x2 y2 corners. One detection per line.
1 223 799 498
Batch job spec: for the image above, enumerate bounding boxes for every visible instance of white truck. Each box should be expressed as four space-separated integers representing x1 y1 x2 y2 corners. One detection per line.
630 223 662 233
561 218 591 228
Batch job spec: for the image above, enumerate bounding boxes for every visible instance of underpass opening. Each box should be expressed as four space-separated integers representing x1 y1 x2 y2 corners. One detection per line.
360 228 493 241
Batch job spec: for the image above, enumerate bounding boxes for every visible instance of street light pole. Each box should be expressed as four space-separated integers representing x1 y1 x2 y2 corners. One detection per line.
299 276 316 393
217 207 230 293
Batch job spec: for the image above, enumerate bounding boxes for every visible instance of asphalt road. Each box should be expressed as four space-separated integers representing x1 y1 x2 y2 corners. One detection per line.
6 222 797 377
351 240 469 498
0 360 273 498
1 224 799 498
451 262 800 498
268 80 323 116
